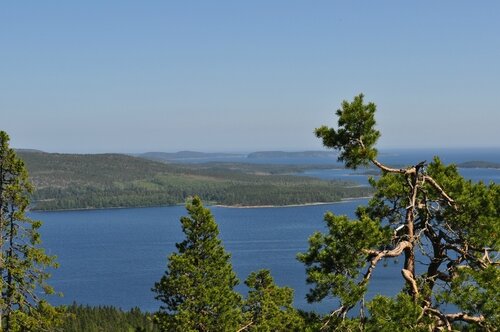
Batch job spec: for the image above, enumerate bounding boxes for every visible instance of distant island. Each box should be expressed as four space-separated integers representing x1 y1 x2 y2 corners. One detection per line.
18 151 371 211
457 160 500 169
138 150 339 162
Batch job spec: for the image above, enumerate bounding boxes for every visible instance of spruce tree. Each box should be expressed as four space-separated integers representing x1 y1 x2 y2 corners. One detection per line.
241 269 305 331
152 196 242 331
0 131 62 331
298 95 499 331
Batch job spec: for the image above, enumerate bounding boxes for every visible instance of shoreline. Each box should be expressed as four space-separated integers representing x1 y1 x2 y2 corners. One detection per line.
212 196 372 209
30 203 185 213
30 196 372 213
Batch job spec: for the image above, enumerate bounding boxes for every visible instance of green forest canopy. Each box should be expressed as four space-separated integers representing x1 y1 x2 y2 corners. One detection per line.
18 151 372 210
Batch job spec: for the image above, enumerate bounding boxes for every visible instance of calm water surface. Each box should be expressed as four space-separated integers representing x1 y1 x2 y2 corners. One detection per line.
35 166 498 313
38 200 393 313
300 167 500 186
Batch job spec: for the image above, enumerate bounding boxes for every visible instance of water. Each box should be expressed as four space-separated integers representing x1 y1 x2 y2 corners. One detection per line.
162 147 500 165
458 168 500 183
35 165 498 313
299 168 375 185
37 200 377 313
298 167 500 186
376 148 500 165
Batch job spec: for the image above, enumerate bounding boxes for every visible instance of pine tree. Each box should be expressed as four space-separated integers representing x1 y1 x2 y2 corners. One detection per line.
240 269 305 331
152 196 242 331
0 131 62 331
298 95 499 331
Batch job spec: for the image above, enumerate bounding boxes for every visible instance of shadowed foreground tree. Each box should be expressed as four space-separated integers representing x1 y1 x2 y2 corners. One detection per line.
0 131 63 331
152 196 242 331
240 269 305 332
298 95 499 331
60 303 158 332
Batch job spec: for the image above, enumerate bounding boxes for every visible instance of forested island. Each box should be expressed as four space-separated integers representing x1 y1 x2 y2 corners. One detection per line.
137 150 337 162
457 160 500 169
19 150 498 211
19 151 371 211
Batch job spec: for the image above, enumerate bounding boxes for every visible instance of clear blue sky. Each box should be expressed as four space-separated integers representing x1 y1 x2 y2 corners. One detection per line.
1 1 499 153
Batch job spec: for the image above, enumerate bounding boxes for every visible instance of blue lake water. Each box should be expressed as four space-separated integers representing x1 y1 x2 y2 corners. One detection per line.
38 200 378 313
35 165 498 313
298 166 500 186
166 147 500 165
299 168 375 185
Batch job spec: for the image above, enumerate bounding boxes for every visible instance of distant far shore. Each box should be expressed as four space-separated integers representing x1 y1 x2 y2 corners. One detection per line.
31 197 373 213
211 196 373 209
30 203 184 213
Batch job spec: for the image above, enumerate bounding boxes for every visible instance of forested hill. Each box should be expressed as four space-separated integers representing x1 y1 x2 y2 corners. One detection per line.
138 151 244 162
457 160 500 169
18 151 372 211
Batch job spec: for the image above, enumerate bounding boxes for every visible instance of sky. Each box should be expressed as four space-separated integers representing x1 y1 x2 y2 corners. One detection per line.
1 1 499 153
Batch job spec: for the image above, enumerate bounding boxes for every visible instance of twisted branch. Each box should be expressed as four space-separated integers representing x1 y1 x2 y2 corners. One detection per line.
423 176 456 209
321 241 413 330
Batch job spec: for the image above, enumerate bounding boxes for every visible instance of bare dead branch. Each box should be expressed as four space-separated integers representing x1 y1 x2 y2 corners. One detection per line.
371 159 407 174
320 306 345 330
363 240 412 281
424 307 452 331
445 312 485 324
236 320 253 332
355 137 405 173
363 240 412 259
401 269 419 297
423 176 456 209
443 244 489 269
425 307 486 330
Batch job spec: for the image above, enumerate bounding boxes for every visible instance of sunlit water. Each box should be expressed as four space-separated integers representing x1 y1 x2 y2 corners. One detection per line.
35 166 498 312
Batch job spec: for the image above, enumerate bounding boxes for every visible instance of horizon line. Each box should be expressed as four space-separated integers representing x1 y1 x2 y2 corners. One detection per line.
14 146 500 155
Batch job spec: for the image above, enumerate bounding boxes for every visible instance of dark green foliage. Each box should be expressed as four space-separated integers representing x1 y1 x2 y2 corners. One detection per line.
60 303 158 332
302 96 499 331
315 94 380 169
18 151 372 210
365 294 431 332
0 131 63 331
152 197 242 331
242 269 305 331
297 213 391 307
438 266 499 331
426 158 499 250
297 311 323 331
363 157 499 330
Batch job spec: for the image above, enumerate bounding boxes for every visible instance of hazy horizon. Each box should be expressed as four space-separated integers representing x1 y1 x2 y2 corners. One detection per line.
13 146 500 155
2 2 499 153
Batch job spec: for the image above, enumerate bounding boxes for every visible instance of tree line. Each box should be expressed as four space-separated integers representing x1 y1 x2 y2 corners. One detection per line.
30 177 371 211
18 151 372 211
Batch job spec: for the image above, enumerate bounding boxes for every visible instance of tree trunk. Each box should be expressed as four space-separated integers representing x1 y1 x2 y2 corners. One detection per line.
4 210 16 331
0 166 4 331
403 170 418 299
